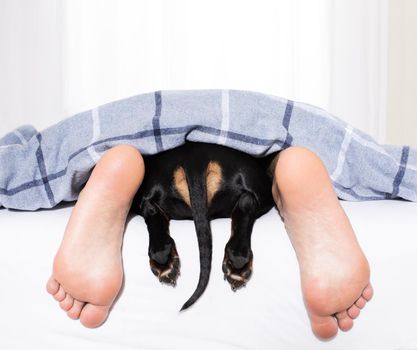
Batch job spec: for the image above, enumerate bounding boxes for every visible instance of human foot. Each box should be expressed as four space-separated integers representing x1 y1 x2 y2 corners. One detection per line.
272 147 373 339
47 145 144 327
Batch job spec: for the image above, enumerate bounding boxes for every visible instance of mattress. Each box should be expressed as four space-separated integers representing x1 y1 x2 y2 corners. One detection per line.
1 200 417 350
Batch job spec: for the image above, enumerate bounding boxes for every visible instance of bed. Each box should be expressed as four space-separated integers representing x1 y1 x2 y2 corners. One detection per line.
1 199 417 349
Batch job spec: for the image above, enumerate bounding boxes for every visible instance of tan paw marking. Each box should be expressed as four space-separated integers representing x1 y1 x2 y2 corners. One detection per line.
150 245 181 286
222 254 253 291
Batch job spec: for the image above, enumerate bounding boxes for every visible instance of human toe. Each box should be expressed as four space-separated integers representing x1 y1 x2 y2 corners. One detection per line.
362 284 374 301
335 311 353 332
309 313 338 339
60 293 74 311
355 296 367 309
79 304 110 328
347 304 361 319
67 300 85 320
46 276 60 295
53 285 66 302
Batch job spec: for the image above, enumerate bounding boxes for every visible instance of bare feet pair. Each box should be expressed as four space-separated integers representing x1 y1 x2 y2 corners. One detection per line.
47 145 372 339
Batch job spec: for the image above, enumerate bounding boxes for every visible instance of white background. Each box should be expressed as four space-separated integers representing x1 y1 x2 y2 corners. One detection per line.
0 0 388 142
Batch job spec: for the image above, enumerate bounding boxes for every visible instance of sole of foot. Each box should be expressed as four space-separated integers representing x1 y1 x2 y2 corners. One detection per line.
273 147 373 339
46 145 144 327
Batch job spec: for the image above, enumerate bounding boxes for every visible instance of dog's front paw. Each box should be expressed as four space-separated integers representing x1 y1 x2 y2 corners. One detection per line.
149 243 181 286
222 248 253 291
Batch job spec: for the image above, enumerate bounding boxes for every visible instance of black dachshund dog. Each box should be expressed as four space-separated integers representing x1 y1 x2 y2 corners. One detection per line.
132 142 277 310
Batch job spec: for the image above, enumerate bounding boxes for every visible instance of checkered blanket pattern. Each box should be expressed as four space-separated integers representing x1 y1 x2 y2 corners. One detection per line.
1 90 416 210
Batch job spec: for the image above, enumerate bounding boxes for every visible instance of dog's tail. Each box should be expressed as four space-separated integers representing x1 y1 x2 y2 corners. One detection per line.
180 164 212 311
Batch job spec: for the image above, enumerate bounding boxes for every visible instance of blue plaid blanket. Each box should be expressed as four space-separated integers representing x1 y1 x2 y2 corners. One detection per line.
1 90 416 210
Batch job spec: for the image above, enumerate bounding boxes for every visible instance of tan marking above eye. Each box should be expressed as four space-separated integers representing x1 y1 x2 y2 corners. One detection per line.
173 166 191 206
206 161 222 205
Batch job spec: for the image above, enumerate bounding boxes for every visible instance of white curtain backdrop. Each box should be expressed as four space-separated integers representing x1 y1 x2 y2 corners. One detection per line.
0 0 63 136
0 0 388 142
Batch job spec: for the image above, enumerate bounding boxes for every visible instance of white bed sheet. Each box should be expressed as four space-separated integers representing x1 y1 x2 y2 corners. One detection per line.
1 200 417 350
